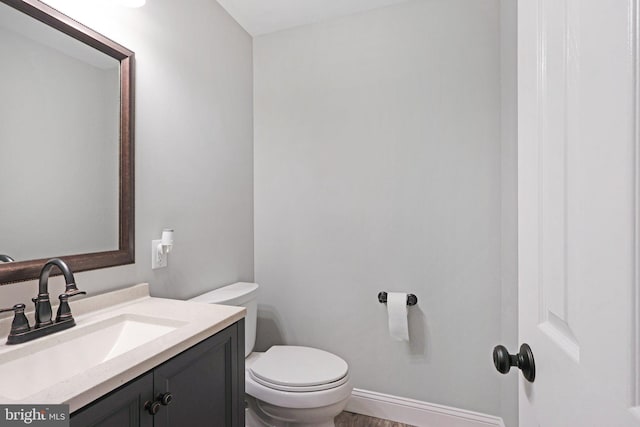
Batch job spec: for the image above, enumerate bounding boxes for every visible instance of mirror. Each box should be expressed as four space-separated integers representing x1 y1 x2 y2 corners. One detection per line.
0 0 134 283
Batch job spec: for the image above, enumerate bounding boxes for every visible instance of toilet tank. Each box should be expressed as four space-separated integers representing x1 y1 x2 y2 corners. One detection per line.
190 282 258 357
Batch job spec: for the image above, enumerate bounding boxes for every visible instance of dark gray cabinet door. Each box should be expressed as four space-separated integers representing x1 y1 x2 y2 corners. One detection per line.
71 372 153 427
153 321 244 427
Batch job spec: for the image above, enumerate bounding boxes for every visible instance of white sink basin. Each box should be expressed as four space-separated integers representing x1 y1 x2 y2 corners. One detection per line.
0 314 184 400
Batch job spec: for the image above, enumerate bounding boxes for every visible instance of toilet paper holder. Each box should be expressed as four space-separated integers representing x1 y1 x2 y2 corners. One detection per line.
378 291 418 306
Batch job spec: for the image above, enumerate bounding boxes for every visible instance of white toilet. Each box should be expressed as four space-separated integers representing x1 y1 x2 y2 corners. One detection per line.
190 282 353 427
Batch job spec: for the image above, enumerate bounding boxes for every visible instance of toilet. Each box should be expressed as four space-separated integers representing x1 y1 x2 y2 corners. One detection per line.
190 282 353 427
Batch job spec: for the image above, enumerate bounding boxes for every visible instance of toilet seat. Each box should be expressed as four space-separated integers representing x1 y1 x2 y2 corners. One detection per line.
249 346 349 392
245 348 353 409
249 370 350 392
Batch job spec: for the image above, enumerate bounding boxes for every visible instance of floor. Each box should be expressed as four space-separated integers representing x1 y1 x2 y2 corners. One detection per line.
334 411 416 427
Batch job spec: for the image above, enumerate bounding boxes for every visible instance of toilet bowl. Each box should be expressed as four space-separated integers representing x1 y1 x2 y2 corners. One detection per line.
190 282 353 427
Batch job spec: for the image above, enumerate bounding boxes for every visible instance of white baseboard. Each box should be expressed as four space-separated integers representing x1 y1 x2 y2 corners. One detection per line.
345 388 505 427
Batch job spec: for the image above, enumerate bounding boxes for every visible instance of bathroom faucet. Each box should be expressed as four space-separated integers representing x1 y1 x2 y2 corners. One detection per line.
1 258 87 344
33 258 86 328
0 255 14 262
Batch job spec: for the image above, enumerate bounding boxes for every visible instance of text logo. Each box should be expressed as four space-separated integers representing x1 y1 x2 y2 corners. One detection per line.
0 405 68 427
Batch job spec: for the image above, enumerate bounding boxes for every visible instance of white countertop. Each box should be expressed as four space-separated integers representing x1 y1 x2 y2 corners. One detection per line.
0 283 245 412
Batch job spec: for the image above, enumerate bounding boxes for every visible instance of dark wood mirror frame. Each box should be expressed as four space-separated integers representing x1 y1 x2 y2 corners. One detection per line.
0 0 135 284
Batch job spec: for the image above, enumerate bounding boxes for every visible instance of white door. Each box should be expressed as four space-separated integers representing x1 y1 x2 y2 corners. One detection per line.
518 0 640 426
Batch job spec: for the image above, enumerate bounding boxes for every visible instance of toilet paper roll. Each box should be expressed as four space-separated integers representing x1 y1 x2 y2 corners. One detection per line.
387 292 409 341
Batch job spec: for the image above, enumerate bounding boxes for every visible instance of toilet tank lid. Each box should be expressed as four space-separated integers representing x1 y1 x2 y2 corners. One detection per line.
190 282 258 305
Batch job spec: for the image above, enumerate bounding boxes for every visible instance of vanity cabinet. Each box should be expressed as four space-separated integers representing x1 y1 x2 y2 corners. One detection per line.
71 320 245 427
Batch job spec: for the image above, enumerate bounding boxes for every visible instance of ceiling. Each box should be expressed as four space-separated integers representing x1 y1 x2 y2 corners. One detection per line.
216 0 412 36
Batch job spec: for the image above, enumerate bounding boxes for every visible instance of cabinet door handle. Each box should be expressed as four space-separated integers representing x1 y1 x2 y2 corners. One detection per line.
144 392 173 415
159 392 173 406
144 400 161 415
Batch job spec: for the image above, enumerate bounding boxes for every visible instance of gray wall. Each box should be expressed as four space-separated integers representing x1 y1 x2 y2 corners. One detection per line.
0 0 254 302
254 0 508 419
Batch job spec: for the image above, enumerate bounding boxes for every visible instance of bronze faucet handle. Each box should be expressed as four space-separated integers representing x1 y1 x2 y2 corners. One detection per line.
64 289 87 298
0 304 25 314
55 295 72 323
55 290 86 323
0 304 31 336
